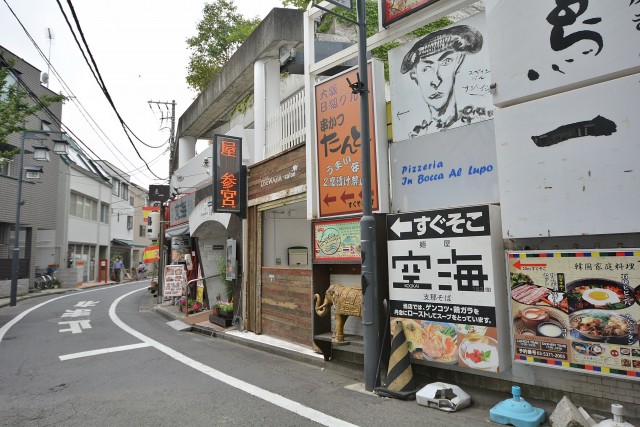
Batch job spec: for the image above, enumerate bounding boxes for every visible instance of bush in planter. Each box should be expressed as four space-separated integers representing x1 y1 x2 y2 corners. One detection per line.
215 301 233 318
217 257 234 302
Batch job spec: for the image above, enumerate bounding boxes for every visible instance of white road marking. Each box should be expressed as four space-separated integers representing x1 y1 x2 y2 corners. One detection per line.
110 288 358 427
1 285 357 427
0 284 130 342
58 319 92 334
59 343 151 361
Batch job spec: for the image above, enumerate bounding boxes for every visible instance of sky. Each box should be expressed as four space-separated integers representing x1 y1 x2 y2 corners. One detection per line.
0 0 284 189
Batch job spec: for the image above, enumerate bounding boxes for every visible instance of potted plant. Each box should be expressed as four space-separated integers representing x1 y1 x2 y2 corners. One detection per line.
217 256 234 302
179 296 201 313
216 301 233 319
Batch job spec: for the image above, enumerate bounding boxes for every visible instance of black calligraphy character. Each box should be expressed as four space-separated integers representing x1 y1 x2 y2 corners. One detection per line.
547 0 604 56
318 132 341 157
340 126 361 155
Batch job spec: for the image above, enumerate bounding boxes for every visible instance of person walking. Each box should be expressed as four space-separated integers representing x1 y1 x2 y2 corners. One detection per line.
137 261 147 279
113 257 124 283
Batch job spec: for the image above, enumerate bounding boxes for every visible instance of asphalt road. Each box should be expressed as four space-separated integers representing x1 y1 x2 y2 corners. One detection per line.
0 282 541 426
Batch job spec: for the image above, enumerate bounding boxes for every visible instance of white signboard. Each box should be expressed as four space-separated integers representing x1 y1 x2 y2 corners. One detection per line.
164 264 187 297
388 13 494 142
390 120 498 212
486 0 640 107
387 205 508 372
495 73 640 238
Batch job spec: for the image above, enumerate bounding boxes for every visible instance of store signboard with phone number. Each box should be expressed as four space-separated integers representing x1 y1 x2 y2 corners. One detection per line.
508 250 640 380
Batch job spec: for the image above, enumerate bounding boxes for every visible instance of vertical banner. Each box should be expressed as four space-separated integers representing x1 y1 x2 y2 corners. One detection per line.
142 206 160 222
315 62 379 218
387 205 506 372
143 245 159 264
213 134 243 215
508 250 640 380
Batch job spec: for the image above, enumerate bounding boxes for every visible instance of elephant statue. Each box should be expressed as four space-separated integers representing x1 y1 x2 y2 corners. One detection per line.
314 284 362 342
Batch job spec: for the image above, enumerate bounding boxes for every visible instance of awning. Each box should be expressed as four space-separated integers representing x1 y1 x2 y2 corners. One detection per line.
164 223 190 238
111 239 147 248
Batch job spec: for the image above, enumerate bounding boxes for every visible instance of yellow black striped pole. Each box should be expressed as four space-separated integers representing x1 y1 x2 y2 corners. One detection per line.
375 320 416 400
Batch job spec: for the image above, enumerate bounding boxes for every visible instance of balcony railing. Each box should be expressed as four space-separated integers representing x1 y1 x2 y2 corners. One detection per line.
265 90 306 158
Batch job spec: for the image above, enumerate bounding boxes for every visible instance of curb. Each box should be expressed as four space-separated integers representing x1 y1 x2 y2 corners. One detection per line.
153 305 326 369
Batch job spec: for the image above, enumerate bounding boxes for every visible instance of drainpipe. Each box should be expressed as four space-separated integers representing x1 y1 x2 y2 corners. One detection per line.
254 58 279 163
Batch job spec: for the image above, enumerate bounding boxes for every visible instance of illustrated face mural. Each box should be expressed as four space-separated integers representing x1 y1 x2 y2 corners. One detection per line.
410 50 465 115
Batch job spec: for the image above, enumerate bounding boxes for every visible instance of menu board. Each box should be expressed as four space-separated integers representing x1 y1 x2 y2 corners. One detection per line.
387 205 506 372
164 264 187 298
508 250 640 380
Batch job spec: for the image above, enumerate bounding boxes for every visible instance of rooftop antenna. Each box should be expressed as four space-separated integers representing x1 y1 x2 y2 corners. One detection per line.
46 28 54 87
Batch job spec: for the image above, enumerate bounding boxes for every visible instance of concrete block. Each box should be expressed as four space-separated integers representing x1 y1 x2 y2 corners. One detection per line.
550 396 589 427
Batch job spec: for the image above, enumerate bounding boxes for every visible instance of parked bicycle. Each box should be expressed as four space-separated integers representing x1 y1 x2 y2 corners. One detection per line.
33 268 58 290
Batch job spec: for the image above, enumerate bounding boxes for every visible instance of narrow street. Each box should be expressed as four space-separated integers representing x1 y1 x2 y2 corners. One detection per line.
0 282 520 426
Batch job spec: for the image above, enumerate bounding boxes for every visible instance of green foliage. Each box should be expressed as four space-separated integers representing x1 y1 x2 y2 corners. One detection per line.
230 93 254 116
217 256 234 302
313 1 451 81
186 0 261 92
0 60 65 155
281 0 311 9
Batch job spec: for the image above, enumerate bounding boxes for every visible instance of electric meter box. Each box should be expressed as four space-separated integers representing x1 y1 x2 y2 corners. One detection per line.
288 247 308 266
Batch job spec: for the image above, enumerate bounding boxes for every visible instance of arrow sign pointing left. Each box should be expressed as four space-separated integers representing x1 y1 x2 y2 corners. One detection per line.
390 217 412 238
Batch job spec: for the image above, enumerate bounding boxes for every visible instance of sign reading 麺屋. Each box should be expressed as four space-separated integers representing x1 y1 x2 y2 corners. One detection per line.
387 205 506 372
508 249 640 381
213 134 243 215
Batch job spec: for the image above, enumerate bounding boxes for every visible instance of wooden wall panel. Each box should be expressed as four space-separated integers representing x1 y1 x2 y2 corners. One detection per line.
260 266 312 346
248 145 306 201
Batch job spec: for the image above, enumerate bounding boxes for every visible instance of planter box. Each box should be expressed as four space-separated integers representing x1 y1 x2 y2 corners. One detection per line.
209 313 232 328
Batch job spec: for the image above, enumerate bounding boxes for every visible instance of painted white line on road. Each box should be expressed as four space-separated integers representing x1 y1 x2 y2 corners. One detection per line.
0 283 135 343
111 288 358 427
59 342 151 361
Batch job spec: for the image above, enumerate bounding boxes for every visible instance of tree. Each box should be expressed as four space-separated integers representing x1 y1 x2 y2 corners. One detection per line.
0 59 65 163
281 0 311 8
186 0 261 92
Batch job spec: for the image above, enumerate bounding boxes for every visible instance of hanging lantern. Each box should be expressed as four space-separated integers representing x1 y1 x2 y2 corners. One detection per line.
33 144 51 161
53 139 70 155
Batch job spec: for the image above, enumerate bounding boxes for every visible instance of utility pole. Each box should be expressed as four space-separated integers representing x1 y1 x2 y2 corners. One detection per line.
148 100 176 171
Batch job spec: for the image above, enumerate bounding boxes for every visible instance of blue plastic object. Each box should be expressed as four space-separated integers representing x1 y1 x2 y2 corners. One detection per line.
489 386 546 427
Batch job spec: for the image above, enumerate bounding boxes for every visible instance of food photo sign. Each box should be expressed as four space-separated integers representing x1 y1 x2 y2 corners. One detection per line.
387 205 508 372
508 250 640 380
164 264 187 298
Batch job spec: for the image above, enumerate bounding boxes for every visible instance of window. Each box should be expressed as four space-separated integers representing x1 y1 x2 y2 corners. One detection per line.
130 196 134 206
127 215 133 230
70 192 98 221
100 203 110 224
41 121 52 131
139 225 146 237
0 158 10 176
112 179 120 196
121 183 129 200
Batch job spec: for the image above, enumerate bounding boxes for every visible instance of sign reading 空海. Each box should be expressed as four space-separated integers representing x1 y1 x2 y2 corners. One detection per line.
387 205 507 372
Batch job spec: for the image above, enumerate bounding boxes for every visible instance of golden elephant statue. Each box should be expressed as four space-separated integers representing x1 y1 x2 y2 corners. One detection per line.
314 284 362 342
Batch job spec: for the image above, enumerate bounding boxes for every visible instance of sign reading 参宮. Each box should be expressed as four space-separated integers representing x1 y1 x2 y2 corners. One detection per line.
213 134 243 215
508 249 640 381
387 205 507 372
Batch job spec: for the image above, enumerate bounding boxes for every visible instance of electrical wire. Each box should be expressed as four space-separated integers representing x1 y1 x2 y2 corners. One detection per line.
53 0 167 181
0 1 166 185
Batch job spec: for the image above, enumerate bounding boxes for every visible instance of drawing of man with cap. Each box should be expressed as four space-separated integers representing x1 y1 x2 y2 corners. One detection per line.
401 25 483 137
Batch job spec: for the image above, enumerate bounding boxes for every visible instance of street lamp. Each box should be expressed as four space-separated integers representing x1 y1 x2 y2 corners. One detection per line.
9 130 67 306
